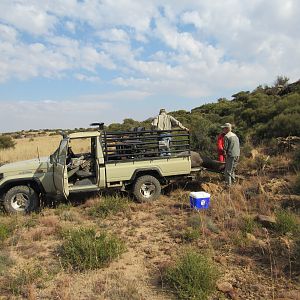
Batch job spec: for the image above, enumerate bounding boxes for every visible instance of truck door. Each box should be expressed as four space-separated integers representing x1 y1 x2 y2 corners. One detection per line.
53 139 69 198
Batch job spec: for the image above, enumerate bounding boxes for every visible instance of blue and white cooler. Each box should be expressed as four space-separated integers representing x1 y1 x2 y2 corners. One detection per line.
189 191 211 210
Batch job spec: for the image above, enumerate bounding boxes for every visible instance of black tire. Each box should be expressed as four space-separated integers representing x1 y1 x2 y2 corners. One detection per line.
3 185 39 213
133 175 161 203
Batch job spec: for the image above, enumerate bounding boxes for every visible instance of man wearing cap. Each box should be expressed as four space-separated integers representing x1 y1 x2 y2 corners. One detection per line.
221 123 240 186
152 109 189 156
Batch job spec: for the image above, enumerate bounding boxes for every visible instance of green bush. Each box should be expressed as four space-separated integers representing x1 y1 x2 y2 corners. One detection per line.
0 135 15 150
274 210 300 235
59 227 125 271
164 251 219 300
88 195 129 218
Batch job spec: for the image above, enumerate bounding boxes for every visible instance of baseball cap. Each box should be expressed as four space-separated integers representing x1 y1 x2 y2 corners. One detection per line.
221 122 232 129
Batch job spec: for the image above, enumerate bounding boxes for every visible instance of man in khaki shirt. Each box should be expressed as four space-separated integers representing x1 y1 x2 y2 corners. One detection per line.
152 109 189 156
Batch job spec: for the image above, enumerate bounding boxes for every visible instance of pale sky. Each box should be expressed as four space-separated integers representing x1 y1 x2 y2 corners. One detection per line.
0 0 299 132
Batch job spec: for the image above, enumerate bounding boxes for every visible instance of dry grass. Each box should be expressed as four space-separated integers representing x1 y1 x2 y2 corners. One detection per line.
0 135 91 163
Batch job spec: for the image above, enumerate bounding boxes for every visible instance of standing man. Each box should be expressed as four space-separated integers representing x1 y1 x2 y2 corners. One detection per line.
221 123 240 186
152 109 189 156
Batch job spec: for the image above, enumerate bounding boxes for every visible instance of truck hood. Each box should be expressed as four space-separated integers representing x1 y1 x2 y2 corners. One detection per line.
0 157 50 174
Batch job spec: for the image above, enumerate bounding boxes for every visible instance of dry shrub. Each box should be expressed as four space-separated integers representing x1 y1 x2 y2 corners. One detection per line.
51 276 71 300
102 273 143 300
39 215 60 228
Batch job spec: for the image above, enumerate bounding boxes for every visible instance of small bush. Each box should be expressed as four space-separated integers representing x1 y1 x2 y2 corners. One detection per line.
88 196 129 218
0 135 15 150
59 227 125 271
3 262 44 295
164 251 219 300
274 210 300 235
240 216 259 236
181 228 201 242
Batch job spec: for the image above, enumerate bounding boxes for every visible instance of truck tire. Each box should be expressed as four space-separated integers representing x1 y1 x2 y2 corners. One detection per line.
133 175 161 203
3 185 39 213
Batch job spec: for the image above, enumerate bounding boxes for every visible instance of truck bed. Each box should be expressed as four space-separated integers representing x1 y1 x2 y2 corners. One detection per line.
105 155 192 185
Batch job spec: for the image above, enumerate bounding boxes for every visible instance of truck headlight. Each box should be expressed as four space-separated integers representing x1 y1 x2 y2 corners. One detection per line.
0 173 3 181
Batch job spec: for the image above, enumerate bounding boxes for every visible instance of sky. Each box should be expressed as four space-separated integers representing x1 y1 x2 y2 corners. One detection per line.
0 0 299 132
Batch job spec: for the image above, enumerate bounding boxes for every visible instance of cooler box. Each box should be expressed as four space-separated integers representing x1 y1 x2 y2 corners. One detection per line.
189 192 210 210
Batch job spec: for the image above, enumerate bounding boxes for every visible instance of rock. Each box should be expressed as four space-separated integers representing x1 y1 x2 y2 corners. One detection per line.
217 281 234 293
256 214 276 228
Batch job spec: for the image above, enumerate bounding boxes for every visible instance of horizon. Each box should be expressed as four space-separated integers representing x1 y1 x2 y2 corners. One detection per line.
1 0 299 132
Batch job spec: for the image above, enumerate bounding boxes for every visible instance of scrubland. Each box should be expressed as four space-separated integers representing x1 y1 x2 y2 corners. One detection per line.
0 135 300 300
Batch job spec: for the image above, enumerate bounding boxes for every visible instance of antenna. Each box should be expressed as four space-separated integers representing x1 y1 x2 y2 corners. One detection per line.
37 146 41 163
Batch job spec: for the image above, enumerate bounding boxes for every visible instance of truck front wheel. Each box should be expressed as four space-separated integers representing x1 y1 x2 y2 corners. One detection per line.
3 185 39 213
133 175 161 202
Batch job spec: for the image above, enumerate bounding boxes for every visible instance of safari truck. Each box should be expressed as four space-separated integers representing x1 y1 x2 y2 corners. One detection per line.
0 125 199 213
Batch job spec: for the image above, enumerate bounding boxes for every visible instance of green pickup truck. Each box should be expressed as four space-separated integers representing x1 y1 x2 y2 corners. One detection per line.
0 128 198 213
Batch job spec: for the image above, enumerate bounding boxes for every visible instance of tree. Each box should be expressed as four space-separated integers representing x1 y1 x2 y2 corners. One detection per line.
0 135 16 150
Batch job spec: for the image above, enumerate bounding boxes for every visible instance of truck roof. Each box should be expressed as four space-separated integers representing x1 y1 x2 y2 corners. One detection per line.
68 131 101 139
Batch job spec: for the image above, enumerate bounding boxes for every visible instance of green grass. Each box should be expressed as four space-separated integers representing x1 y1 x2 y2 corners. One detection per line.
274 210 300 235
181 228 201 242
59 227 125 271
0 224 10 243
88 195 130 218
240 216 260 236
164 250 219 300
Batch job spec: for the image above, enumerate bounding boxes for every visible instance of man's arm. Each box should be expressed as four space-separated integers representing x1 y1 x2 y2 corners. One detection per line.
151 117 158 129
170 116 188 130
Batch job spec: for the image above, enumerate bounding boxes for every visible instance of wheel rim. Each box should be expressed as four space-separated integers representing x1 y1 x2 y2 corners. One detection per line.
11 193 30 211
140 182 156 198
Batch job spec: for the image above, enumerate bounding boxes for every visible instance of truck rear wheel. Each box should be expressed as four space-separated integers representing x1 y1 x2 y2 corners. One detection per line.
133 175 161 202
3 185 39 214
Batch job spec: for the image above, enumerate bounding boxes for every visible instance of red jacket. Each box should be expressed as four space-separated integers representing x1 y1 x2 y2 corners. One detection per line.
217 133 225 162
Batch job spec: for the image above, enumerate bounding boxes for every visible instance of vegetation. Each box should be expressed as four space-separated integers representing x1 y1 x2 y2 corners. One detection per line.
0 135 15 150
274 210 300 235
295 174 300 194
59 227 125 271
88 195 130 218
5 262 44 295
100 78 300 157
164 250 219 300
